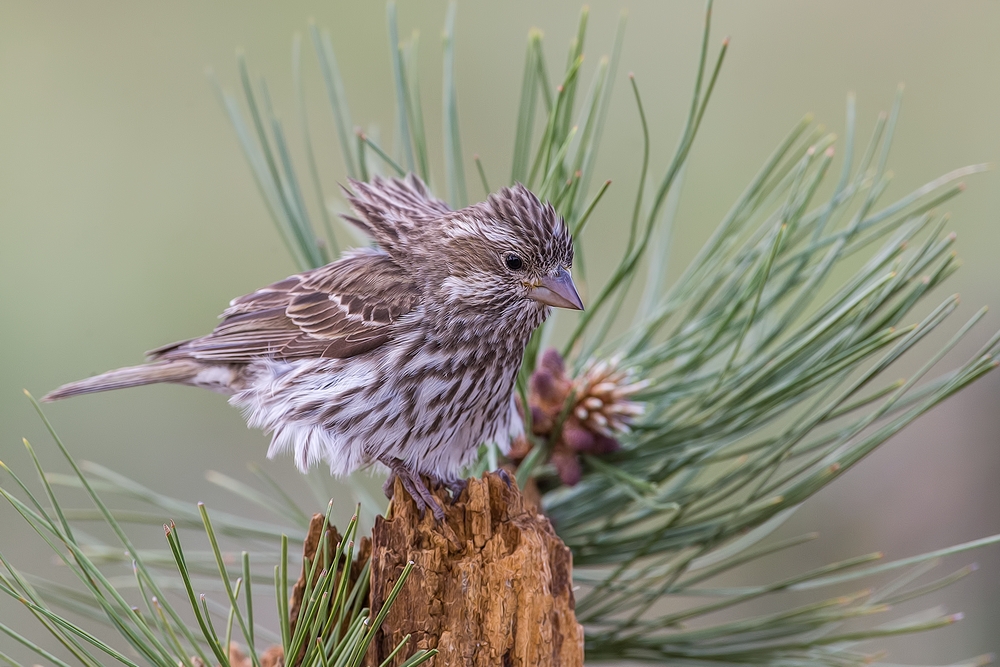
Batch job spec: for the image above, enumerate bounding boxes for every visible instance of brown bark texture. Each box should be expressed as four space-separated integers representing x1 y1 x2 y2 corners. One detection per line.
368 472 584 667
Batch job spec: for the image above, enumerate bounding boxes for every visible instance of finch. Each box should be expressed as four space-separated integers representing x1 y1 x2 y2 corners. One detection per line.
44 175 583 520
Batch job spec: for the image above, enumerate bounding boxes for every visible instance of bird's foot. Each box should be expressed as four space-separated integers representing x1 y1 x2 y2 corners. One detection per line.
497 468 515 489
427 474 468 502
382 471 397 499
382 459 446 522
445 477 468 500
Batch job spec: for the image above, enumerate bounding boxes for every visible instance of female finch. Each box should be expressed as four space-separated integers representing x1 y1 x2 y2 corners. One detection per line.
45 175 583 520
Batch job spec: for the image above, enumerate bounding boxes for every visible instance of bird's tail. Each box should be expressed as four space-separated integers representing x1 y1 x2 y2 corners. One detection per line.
43 361 200 401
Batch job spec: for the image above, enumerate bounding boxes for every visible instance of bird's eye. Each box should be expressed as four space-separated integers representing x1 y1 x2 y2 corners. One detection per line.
504 253 524 271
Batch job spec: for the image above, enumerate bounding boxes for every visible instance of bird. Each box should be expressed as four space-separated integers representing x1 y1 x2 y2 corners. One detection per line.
44 174 583 520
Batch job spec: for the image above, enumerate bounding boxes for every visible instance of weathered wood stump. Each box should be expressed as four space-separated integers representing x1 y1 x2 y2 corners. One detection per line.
368 472 584 666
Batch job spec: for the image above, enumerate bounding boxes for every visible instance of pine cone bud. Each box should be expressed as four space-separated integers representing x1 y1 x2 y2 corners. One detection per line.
562 421 596 452
516 349 647 486
551 451 583 487
571 355 648 437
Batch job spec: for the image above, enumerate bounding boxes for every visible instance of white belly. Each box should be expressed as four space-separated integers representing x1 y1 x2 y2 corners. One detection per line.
231 349 522 479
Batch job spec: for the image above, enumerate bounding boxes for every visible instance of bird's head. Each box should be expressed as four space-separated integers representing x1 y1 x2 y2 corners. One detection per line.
414 184 583 315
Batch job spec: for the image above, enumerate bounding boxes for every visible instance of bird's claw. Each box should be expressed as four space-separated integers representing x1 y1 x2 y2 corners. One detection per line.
383 459 446 522
440 476 468 501
497 468 515 489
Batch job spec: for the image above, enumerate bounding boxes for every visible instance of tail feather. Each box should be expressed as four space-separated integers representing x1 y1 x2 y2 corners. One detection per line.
43 361 200 401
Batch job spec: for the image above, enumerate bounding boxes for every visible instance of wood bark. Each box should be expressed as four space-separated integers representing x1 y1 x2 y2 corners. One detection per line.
368 472 584 666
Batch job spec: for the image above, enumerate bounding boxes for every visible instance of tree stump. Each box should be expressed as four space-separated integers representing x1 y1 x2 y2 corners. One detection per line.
368 472 584 666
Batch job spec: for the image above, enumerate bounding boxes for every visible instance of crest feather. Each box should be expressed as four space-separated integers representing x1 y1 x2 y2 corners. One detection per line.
481 183 573 265
342 174 450 256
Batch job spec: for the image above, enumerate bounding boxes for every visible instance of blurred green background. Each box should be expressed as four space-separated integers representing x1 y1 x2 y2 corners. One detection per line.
2 0 999 663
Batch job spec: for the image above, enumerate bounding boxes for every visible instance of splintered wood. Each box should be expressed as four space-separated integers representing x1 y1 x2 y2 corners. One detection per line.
369 472 584 666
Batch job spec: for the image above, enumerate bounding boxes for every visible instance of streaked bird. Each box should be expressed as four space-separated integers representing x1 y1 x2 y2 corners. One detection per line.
45 175 583 520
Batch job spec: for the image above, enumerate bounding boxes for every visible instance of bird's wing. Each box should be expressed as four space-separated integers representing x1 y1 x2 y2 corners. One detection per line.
151 249 420 363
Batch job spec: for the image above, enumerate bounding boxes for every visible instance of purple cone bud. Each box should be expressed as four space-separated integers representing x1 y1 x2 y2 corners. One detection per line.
530 405 549 434
539 348 566 376
530 405 546 423
530 368 560 402
552 452 583 486
562 421 596 452
592 433 621 454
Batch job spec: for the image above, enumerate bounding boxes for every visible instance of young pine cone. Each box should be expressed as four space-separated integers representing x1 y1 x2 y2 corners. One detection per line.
521 348 646 485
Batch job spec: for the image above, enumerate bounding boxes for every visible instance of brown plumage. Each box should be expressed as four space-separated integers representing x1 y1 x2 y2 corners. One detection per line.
45 174 583 520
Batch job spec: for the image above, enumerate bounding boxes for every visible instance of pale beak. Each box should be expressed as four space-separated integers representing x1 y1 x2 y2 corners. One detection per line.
529 267 584 310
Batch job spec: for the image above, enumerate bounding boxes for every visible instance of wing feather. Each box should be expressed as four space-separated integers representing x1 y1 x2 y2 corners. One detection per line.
151 248 419 364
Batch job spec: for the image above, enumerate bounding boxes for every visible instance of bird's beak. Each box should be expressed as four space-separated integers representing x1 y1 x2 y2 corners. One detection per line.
528 267 584 310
